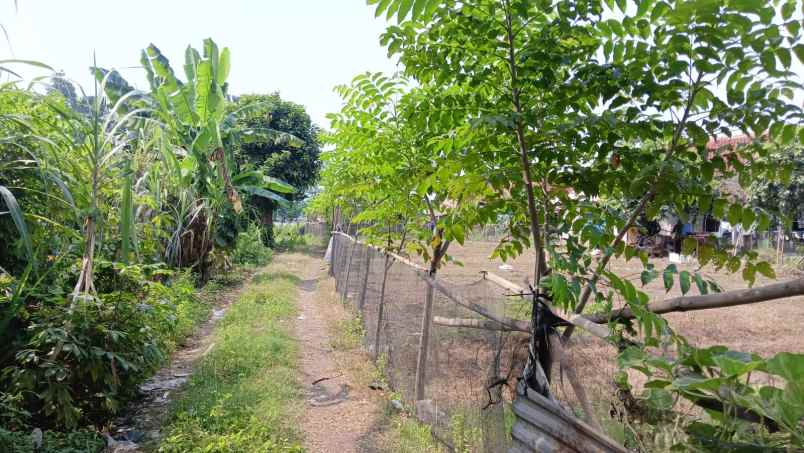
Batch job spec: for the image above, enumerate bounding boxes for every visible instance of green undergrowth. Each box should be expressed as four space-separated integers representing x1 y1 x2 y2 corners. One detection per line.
156 269 302 453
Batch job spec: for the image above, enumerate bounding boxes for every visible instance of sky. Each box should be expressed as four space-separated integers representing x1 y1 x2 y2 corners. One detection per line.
0 0 400 128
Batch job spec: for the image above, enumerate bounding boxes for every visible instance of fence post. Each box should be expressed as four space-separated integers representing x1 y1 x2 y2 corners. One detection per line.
329 234 337 278
777 226 784 266
374 255 392 361
342 240 357 302
414 280 435 401
358 247 373 311
482 333 506 453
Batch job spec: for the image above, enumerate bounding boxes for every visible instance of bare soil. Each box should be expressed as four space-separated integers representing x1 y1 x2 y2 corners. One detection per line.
283 252 385 453
441 240 804 356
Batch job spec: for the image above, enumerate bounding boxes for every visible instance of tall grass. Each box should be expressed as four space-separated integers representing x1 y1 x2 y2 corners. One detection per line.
156 270 302 453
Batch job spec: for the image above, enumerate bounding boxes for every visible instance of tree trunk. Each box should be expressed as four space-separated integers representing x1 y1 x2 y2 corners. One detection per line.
261 202 275 246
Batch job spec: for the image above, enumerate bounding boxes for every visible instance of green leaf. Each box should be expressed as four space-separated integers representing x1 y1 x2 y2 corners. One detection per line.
727 204 742 225
766 352 804 381
794 44 804 64
741 208 756 230
712 351 762 377
742 263 756 286
240 186 288 203
760 50 776 73
694 272 708 295
640 269 658 286
397 0 414 21
679 271 691 295
217 47 230 85
755 261 776 279
0 185 33 263
663 264 677 292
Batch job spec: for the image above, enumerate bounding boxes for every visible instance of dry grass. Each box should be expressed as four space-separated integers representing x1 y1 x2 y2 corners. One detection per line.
441 240 804 356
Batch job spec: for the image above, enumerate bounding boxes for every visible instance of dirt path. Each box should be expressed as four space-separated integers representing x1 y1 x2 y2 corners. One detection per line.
281 252 383 453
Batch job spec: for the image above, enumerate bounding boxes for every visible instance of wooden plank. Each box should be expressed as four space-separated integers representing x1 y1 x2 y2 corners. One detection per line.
510 420 568 452
517 391 627 453
483 270 527 294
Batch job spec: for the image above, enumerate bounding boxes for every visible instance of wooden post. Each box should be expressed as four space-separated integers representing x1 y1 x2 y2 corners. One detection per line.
373 255 392 361
482 333 506 453
329 234 338 278
358 247 373 311
414 281 435 401
777 226 784 267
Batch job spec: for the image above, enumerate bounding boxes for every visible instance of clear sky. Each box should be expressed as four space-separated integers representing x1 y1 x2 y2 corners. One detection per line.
0 0 399 128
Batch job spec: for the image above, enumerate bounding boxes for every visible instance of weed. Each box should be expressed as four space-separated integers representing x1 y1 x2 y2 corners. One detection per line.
156 271 303 452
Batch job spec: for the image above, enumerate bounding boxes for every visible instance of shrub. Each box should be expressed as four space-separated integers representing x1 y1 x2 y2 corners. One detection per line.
273 223 313 250
233 223 273 266
0 263 209 429
0 427 104 453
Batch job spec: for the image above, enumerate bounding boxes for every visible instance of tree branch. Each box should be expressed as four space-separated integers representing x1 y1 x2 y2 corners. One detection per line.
586 277 804 323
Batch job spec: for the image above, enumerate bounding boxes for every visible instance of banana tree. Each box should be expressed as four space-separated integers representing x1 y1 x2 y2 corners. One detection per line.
137 39 242 277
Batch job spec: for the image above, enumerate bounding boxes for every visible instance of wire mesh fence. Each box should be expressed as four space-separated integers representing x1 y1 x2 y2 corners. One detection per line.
306 226 629 452
322 231 520 451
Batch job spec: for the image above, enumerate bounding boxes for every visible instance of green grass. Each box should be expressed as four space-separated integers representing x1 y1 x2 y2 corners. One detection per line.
385 413 445 452
155 269 303 453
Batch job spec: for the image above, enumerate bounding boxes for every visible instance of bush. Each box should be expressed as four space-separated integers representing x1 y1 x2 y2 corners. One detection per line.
0 427 104 453
0 263 209 430
273 223 313 250
233 223 273 266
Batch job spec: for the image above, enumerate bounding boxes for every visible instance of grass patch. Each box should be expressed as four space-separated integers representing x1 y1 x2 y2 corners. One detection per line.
384 414 445 453
330 314 364 351
155 269 302 453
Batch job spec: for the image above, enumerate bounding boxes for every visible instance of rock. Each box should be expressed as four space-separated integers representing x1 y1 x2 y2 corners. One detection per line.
31 428 43 450
368 380 386 391
389 399 404 412
103 432 140 453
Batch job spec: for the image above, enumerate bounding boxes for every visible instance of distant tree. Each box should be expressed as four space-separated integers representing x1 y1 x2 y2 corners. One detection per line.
229 93 321 241
749 144 804 226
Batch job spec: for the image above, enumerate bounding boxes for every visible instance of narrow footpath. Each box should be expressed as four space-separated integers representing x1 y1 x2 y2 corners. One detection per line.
283 251 383 453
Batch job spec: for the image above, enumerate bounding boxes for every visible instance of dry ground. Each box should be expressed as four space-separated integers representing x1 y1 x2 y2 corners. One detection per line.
441 240 804 356
281 251 387 453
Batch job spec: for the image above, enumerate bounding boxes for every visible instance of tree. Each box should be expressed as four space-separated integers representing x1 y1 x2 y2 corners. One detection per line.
749 143 804 225
229 93 321 241
333 0 804 448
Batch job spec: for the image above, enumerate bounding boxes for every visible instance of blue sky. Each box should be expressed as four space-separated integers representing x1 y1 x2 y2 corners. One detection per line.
0 1 399 128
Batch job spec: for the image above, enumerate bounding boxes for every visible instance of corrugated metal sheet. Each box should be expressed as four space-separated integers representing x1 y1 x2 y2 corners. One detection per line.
509 387 628 453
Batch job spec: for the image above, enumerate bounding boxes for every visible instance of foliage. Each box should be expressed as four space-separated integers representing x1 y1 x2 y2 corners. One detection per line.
232 223 274 266
0 427 104 453
157 271 302 453
748 144 804 224
0 264 208 429
228 93 319 244
273 223 315 251
311 0 804 449
230 93 321 197
0 35 316 435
